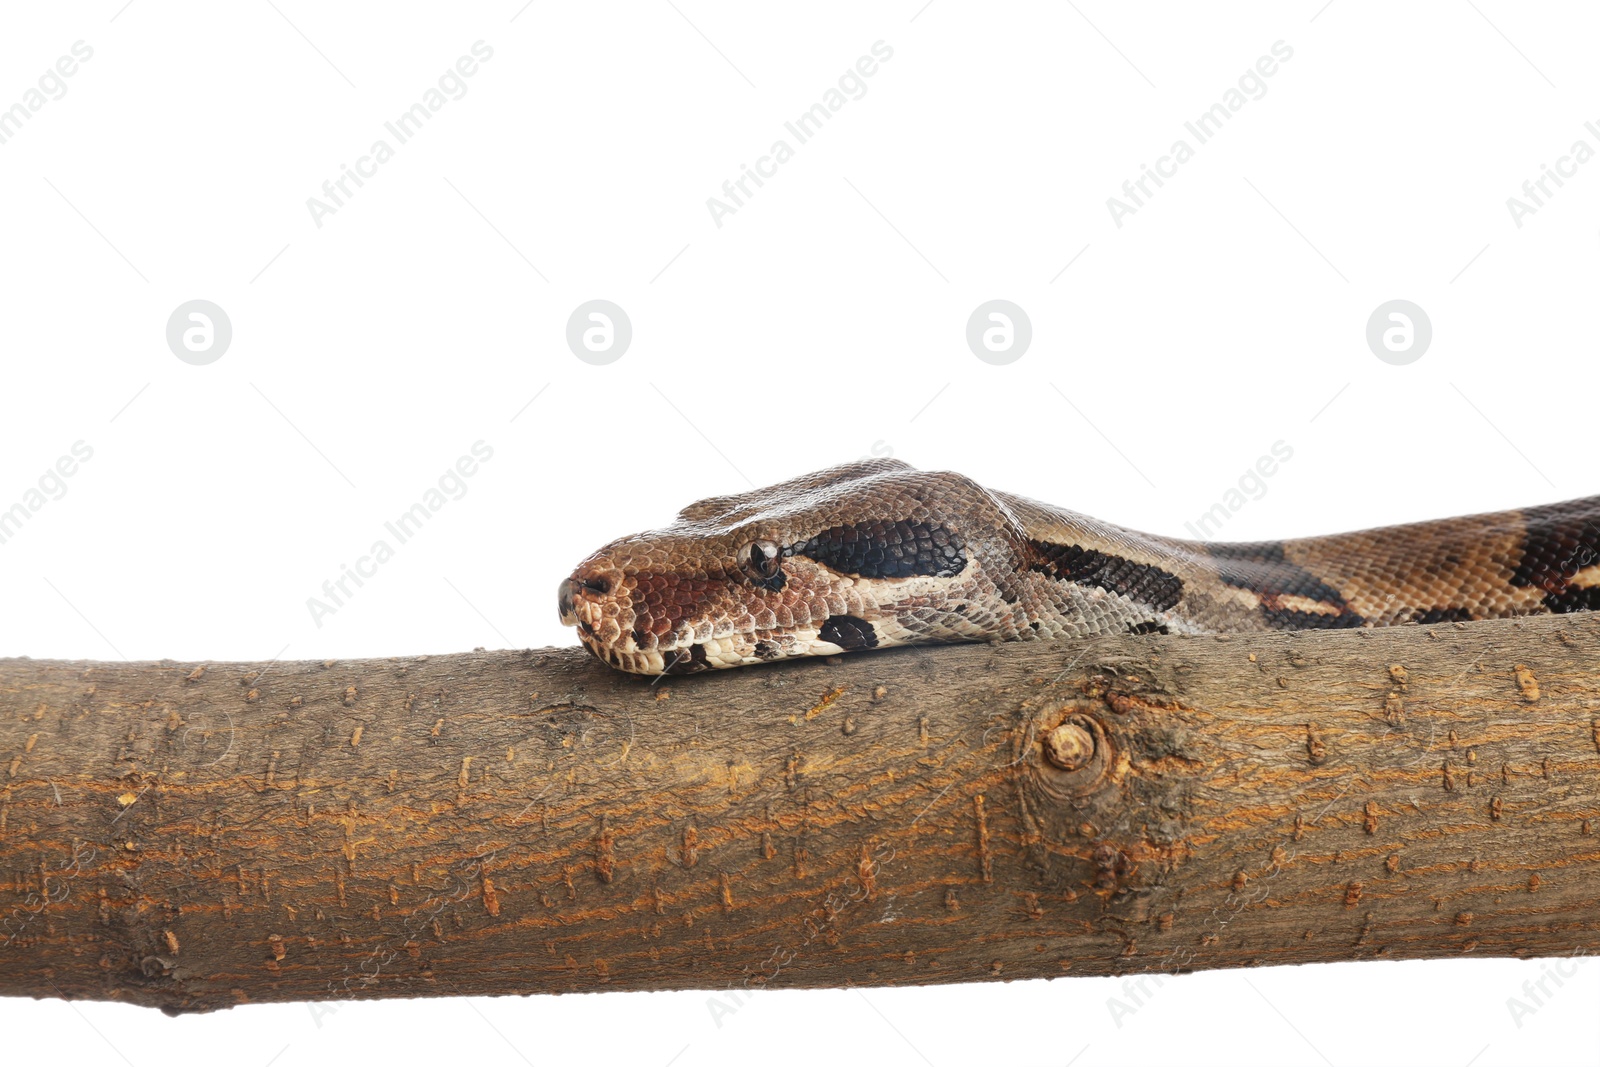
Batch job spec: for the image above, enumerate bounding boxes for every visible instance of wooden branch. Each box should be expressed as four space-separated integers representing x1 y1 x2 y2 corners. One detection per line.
2 615 1598 1014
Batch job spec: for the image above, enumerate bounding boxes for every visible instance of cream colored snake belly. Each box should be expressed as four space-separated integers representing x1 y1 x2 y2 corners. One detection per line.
559 459 1600 675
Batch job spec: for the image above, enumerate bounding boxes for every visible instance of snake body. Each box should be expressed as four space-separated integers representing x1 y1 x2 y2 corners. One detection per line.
559 459 1600 675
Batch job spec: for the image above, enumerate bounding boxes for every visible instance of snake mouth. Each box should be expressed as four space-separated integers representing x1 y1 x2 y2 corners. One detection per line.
572 631 715 675
569 617 816 675
559 575 616 629
575 613 891 675
557 579 578 627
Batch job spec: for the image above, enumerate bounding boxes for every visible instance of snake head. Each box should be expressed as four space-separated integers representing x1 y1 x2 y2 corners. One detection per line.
558 458 1029 675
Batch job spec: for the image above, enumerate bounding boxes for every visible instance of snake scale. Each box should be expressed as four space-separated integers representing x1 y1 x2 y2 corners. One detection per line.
559 459 1600 675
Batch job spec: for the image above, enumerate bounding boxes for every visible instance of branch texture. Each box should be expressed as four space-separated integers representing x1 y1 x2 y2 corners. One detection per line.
2 615 1598 1013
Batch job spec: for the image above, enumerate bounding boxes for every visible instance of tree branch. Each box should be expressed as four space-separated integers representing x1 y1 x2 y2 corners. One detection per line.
2 614 1598 1013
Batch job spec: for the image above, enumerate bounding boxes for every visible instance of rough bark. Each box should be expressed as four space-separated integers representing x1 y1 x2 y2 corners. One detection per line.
1 615 1597 1014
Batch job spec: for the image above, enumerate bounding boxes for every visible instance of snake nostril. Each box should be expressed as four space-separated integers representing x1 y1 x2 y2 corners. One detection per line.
579 576 611 596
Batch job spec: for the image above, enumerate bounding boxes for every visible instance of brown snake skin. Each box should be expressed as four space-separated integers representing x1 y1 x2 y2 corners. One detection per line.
558 459 1600 675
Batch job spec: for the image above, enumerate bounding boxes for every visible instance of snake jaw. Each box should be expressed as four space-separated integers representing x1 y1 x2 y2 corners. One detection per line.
556 578 579 628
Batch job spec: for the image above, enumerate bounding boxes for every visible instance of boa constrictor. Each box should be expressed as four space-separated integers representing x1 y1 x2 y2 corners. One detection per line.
559 459 1600 675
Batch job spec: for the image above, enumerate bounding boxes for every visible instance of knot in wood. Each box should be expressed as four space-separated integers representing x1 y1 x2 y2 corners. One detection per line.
1022 709 1120 804
1043 722 1094 770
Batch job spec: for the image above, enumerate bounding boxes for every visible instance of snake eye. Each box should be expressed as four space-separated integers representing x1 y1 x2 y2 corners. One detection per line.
737 539 784 587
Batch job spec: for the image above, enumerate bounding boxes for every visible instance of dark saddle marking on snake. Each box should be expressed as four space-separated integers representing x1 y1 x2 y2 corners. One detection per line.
1027 540 1184 612
786 520 966 580
1207 541 1365 630
1510 502 1600 613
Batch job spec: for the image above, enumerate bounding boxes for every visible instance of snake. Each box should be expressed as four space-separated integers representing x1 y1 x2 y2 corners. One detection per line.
558 459 1600 675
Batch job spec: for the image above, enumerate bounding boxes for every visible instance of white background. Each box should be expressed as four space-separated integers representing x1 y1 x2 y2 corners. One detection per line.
1 1 1596 1064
